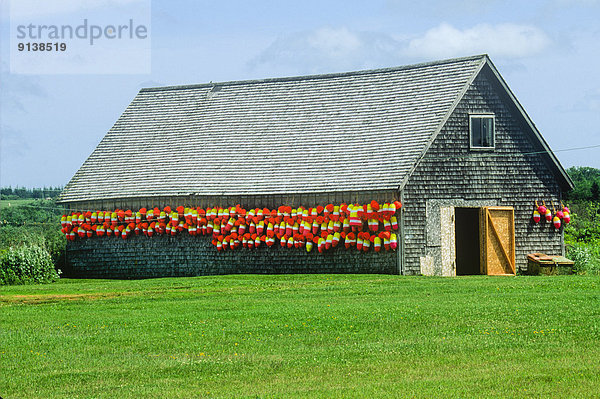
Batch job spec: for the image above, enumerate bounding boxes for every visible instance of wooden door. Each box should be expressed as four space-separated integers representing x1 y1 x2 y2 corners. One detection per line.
479 207 516 276
440 206 456 276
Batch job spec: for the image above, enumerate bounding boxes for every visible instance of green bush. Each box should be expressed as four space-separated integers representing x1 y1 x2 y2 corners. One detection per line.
0 226 66 270
563 200 600 276
567 242 600 276
0 199 66 272
0 245 60 285
564 201 600 244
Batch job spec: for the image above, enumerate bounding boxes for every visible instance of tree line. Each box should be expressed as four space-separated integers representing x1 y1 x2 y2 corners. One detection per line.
564 167 600 202
1 186 63 200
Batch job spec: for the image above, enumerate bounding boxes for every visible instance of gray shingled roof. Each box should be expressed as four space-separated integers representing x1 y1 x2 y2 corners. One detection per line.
59 55 487 202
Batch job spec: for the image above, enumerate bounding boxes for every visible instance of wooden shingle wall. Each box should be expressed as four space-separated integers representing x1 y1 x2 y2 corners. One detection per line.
64 190 400 278
403 70 563 275
65 190 398 212
66 234 396 279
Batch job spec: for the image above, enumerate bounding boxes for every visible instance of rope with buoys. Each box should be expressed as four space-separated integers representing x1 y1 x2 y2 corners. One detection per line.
59 201 403 253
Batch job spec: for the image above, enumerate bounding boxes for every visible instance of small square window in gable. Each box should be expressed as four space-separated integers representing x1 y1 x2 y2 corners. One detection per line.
470 114 495 150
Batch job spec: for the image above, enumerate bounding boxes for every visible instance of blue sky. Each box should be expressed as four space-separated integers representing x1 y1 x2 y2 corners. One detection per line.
1 0 599 188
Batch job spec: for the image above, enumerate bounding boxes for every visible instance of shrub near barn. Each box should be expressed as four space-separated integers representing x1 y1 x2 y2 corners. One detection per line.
0 245 59 285
564 167 600 275
564 200 600 275
0 198 64 285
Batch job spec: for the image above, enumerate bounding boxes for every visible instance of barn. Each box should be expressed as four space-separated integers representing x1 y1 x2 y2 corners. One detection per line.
57 54 573 278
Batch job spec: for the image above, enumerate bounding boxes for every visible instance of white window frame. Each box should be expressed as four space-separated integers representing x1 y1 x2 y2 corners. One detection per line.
469 114 495 150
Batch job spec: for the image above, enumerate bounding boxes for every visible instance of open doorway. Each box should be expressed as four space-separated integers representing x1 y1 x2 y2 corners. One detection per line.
455 207 481 275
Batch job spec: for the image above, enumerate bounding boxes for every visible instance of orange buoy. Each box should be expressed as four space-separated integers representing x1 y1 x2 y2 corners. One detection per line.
366 204 374 219
333 220 341 233
344 232 356 249
302 209 310 221
349 205 361 228
319 218 328 234
388 202 396 218
356 233 364 251
332 206 340 221
383 219 391 231
317 237 325 253
362 235 371 252
327 220 335 234
390 233 398 250
257 221 265 235
110 212 118 227
374 236 382 252
368 218 378 231
544 208 552 222
370 200 379 211
553 215 561 229
342 217 350 233
312 218 320 235
332 232 340 247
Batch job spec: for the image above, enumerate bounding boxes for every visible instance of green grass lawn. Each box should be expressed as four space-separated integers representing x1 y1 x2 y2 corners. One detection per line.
1 275 599 398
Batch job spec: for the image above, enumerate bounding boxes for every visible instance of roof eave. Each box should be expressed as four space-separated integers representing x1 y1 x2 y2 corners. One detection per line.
140 54 489 93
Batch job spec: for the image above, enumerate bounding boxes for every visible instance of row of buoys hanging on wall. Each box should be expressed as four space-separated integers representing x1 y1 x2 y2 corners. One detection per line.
532 201 571 229
60 201 402 253
213 230 398 253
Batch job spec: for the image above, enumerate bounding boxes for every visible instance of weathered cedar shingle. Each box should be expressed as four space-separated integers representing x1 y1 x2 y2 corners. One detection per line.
59 55 486 202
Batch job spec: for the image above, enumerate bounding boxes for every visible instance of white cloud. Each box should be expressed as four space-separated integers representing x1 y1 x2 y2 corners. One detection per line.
251 23 553 77
250 27 405 75
406 23 551 59
306 27 361 55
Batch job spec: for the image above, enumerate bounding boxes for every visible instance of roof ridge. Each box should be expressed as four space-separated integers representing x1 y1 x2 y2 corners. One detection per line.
140 54 488 93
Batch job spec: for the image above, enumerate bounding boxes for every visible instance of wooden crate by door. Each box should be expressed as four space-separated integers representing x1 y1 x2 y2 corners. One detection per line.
479 207 516 276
